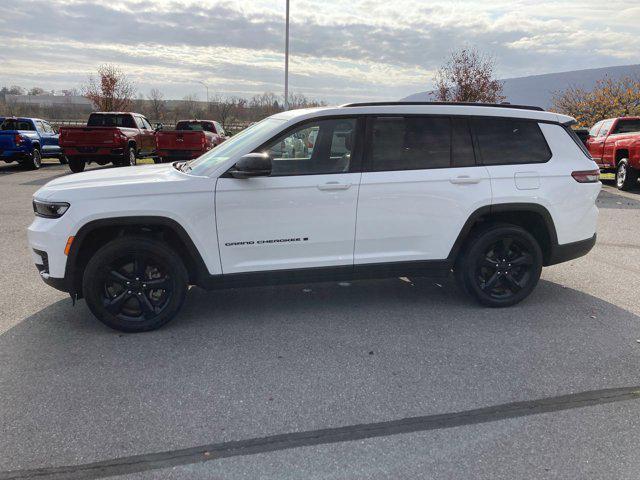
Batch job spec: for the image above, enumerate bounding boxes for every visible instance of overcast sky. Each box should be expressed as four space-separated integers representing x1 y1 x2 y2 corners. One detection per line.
1 0 639 103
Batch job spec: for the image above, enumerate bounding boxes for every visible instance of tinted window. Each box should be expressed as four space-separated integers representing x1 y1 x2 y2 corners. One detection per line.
473 118 551 165
87 114 136 128
613 119 640 134
263 118 356 176
451 118 475 167
370 116 451 171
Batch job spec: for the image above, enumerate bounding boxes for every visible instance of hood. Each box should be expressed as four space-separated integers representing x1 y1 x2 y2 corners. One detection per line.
34 163 211 201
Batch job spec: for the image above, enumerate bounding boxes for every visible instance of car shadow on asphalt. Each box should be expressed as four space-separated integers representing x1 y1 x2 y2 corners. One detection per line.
2 277 640 471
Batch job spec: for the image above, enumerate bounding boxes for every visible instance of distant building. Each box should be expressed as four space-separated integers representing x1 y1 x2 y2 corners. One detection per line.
5 94 94 107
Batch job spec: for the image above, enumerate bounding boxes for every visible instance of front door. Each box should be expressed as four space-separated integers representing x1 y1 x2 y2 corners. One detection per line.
355 115 492 264
216 117 362 274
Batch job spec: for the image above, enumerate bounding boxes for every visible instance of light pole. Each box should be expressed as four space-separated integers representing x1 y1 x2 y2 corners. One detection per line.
197 81 209 110
284 0 289 110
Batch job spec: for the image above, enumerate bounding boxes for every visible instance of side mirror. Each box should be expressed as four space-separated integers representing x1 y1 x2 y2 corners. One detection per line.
229 152 272 179
154 123 163 132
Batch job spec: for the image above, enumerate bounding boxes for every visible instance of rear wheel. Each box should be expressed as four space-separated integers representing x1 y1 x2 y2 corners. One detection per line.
457 224 543 307
123 145 137 167
68 156 85 173
24 148 42 170
83 236 188 332
616 159 638 191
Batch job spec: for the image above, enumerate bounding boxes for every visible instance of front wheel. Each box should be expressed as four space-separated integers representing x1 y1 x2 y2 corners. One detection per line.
153 157 164 164
58 154 68 165
616 159 638 191
456 224 543 307
122 146 137 167
82 236 188 332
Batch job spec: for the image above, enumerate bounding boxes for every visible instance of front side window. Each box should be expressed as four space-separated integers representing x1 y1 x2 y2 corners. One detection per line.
42 121 54 133
598 120 613 137
370 116 452 171
588 122 602 137
141 117 152 130
263 118 356 176
473 117 551 165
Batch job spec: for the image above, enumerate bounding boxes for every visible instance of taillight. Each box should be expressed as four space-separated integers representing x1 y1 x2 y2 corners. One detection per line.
14 133 24 146
571 169 600 183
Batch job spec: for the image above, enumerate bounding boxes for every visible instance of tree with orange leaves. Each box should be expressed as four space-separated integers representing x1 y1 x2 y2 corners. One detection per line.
552 75 640 127
83 64 136 111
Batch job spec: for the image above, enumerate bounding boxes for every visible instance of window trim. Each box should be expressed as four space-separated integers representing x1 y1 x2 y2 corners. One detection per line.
229 115 365 177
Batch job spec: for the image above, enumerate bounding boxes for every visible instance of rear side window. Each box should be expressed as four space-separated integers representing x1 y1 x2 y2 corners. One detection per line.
472 118 551 165
370 116 452 171
451 118 475 167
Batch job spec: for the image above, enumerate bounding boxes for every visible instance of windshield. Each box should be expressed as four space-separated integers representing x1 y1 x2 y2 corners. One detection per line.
188 118 286 176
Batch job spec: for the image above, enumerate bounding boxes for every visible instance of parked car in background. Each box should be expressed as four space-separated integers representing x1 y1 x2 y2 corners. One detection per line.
155 120 227 163
586 117 640 190
0 117 67 169
59 112 157 173
29 102 599 332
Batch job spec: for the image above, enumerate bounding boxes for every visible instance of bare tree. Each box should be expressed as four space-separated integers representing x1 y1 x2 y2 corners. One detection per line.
28 87 46 96
432 48 505 103
7 85 25 95
552 75 640 127
83 64 136 111
147 88 166 121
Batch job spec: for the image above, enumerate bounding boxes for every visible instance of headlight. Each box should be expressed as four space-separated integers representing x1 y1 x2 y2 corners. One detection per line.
33 200 70 218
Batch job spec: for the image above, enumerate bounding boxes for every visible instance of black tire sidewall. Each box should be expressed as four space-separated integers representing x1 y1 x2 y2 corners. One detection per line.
83 236 188 332
616 159 637 191
28 149 42 169
68 157 85 173
462 225 543 307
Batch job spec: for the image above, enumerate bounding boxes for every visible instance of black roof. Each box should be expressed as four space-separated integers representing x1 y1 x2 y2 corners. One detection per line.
342 101 545 112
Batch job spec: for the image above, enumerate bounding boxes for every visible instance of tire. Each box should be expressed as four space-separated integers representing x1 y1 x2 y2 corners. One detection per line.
153 157 164 164
122 145 137 167
58 154 68 165
68 156 86 173
82 236 188 332
24 148 42 170
457 223 543 308
616 159 638 191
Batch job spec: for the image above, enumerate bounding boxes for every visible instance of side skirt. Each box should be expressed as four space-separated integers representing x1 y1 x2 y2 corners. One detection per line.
198 260 453 290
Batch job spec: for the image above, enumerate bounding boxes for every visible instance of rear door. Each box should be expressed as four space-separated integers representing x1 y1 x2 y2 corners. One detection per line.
216 117 362 273
355 115 492 264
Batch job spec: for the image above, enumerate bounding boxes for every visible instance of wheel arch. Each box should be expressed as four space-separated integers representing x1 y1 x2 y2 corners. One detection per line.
448 203 559 266
66 216 209 297
615 148 629 165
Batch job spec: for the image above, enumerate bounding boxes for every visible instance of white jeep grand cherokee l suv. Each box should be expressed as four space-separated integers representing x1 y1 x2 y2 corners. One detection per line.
28 102 600 332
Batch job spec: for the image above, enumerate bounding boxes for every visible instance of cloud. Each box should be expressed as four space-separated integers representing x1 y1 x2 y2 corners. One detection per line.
1 0 639 102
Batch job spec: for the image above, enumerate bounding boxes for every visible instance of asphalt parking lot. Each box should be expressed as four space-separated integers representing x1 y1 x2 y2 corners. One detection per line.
2 161 640 479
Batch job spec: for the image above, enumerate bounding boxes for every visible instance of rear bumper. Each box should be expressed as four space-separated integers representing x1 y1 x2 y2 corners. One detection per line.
63 147 124 159
157 149 204 160
546 234 596 266
1 150 31 162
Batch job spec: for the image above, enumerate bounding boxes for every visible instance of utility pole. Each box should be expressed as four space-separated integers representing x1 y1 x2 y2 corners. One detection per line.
284 0 290 110
197 81 209 110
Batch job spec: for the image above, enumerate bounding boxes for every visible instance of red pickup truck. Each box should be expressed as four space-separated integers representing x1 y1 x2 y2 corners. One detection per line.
586 117 640 190
59 112 157 173
155 120 227 163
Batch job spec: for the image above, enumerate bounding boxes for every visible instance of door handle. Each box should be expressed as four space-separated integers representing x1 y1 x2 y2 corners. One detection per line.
317 182 351 191
449 176 481 185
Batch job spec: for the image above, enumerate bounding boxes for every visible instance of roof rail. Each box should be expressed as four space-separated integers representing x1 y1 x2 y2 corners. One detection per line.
341 101 545 112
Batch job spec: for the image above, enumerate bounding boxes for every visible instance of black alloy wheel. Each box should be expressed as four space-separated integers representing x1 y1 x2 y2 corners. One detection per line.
83 236 188 332
457 224 543 307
